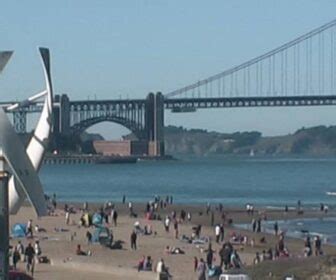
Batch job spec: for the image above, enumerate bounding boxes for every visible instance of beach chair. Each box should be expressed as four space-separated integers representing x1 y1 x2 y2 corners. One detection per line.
219 274 250 280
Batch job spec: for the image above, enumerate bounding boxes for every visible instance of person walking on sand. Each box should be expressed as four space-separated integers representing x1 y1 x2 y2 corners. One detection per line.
131 230 137 250
34 240 42 263
26 219 33 238
173 219 179 239
206 243 214 269
12 247 20 270
86 231 92 244
16 241 24 261
256 218 261 233
65 211 70 225
164 216 170 232
220 224 225 242
25 243 35 275
112 209 118 226
215 224 220 243
315 235 322 256
274 221 279 236
211 211 214 226
128 201 133 216
252 218 256 232
156 258 165 280
196 258 206 280
193 257 198 272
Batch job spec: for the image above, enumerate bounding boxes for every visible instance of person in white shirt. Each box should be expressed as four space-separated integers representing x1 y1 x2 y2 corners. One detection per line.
164 216 170 232
215 224 221 243
156 258 165 280
34 240 41 263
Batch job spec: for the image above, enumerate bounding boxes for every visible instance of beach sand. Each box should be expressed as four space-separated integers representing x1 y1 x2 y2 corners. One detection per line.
8 202 336 279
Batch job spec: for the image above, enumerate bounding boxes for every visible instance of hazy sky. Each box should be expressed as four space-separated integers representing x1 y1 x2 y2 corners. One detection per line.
1 1 336 139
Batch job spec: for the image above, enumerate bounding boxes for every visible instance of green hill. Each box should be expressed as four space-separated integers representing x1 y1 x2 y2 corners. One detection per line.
164 125 336 156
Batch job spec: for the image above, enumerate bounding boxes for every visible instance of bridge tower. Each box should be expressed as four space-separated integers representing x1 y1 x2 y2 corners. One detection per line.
145 92 165 156
13 110 27 134
53 94 70 135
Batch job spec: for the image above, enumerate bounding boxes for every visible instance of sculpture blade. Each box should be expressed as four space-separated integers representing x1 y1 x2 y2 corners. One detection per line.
0 108 47 216
0 51 13 73
8 47 52 215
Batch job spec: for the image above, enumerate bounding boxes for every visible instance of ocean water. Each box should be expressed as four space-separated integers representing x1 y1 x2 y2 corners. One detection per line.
40 155 336 208
236 217 336 245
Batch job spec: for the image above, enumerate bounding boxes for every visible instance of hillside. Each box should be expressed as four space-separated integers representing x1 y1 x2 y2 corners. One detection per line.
164 125 336 156
22 125 336 156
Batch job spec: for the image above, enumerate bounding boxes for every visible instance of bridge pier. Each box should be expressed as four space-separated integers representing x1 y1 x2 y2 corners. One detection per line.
13 110 27 134
52 94 71 150
53 94 70 136
145 92 165 156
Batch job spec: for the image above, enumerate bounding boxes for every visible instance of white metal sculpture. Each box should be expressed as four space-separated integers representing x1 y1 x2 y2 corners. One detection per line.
0 108 47 216
2 48 53 216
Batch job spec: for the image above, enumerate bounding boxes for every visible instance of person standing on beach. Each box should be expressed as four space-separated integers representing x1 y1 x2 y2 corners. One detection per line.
215 224 220 243
86 231 92 244
219 203 223 213
196 258 206 280
173 219 179 239
130 230 137 250
156 258 165 280
83 201 88 211
164 216 170 232
206 202 211 215
128 201 133 216
25 243 35 275
111 209 118 226
274 221 279 236
304 236 312 257
251 219 256 232
193 257 198 272
26 219 33 238
187 212 192 222
256 218 261 233
210 211 214 227
12 247 20 270
16 241 25 261
314 236 322 256
34 240 42 263
297 200 301 214
52 193 57 210
220 224 225 242
206 243 214 269
65 211 70 225
122 195 126 204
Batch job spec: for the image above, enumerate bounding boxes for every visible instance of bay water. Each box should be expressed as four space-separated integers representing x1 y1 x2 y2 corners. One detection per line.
40 155 336 208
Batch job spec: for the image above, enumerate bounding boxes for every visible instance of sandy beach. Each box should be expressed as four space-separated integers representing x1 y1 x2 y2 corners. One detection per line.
8 201 336 279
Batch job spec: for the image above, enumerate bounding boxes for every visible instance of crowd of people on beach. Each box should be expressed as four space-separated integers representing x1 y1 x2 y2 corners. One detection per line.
9 221 45 277
8 192 332 280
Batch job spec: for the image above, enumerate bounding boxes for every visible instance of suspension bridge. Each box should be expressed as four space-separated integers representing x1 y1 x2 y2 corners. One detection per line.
3 18 336 156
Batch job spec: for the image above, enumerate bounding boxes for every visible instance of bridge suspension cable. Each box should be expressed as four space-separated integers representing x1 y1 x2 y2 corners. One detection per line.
166 19 336 99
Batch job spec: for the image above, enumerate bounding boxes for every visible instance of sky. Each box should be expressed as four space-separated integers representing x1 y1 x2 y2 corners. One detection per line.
1 1 336 139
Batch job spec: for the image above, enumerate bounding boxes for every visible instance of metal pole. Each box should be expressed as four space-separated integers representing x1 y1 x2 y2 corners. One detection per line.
0 153 9 280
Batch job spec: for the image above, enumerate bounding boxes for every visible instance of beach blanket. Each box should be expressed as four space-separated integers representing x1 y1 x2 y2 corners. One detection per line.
192 236 209 245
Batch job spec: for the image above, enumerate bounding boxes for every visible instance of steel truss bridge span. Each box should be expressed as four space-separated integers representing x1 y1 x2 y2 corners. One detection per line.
165 95 336 111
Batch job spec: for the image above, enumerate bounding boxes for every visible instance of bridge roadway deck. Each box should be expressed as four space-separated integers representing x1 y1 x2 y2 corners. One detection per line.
2 95 336 113
165 95 336 110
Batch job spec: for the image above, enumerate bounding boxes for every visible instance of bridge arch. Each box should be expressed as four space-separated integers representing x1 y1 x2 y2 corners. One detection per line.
70 115 145 140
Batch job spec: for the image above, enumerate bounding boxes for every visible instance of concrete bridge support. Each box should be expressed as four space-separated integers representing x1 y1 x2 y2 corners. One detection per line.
145 92 165 156
53 94 70 135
